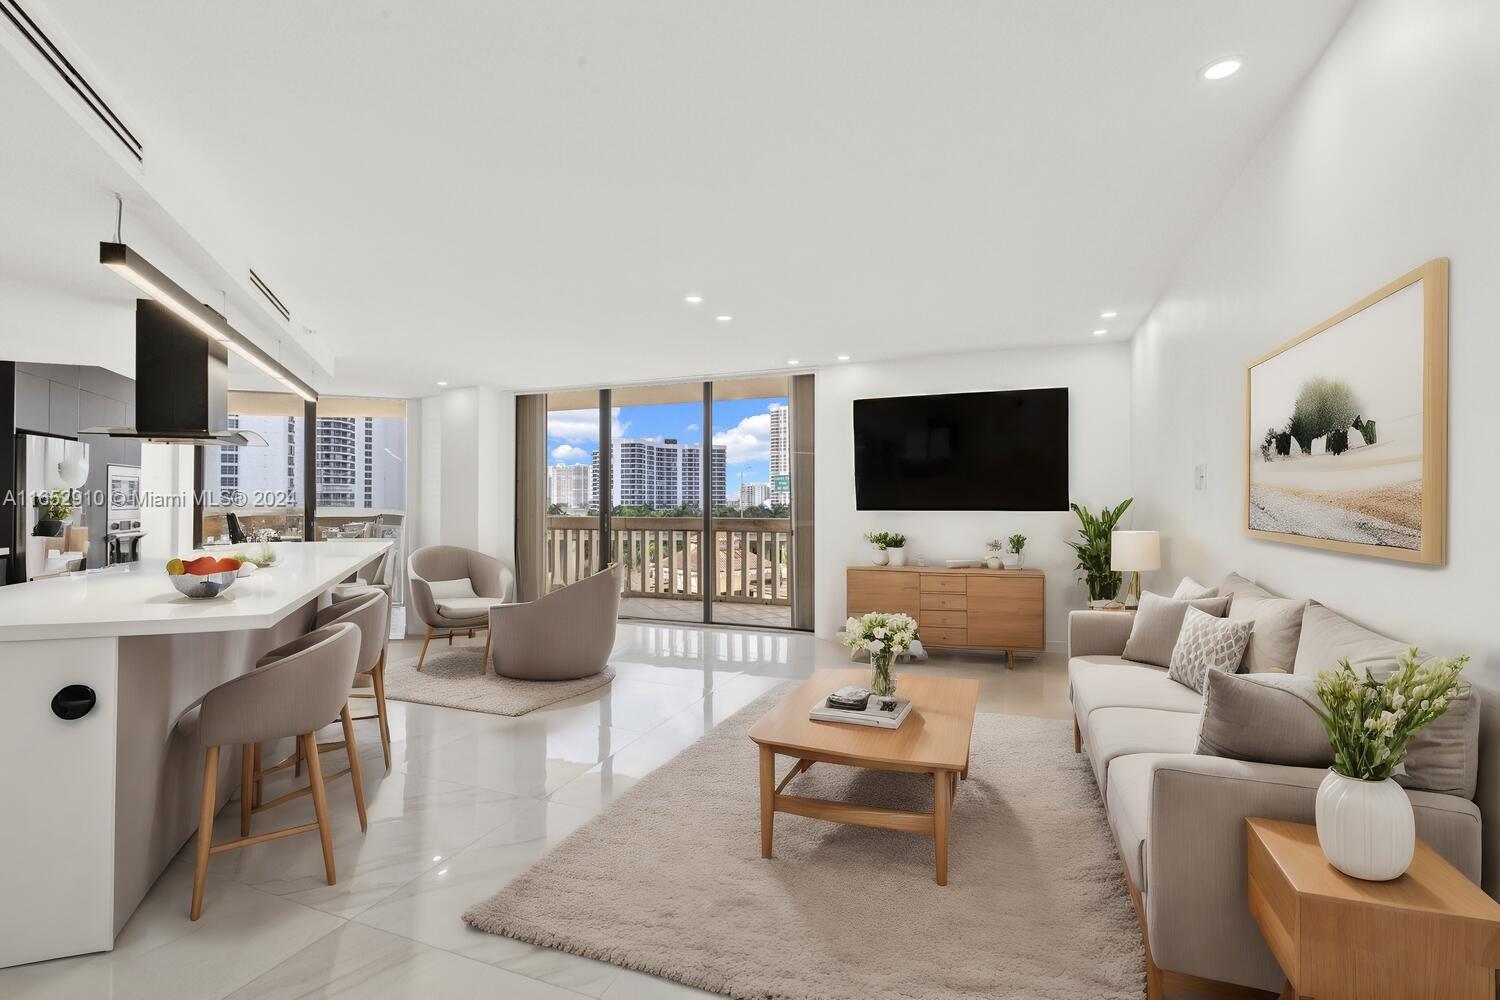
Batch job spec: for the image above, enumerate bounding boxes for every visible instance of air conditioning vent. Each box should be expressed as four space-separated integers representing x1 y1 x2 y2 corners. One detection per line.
0 0 142 161
248 268 291 322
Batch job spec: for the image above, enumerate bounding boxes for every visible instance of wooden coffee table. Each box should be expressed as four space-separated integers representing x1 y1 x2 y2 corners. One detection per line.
748 668 979 885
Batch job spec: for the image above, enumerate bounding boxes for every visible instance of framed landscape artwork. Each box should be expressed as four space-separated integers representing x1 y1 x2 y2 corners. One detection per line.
1245 258 1448 565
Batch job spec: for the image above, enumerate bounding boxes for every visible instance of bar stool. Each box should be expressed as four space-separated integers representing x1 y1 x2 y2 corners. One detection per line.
180 621 361 920
252 590 392 816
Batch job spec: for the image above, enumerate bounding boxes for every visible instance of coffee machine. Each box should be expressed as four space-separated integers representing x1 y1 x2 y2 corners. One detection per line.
104 464 146 565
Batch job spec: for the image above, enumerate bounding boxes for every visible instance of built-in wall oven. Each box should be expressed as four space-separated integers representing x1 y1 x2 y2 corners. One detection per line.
105 464 146 565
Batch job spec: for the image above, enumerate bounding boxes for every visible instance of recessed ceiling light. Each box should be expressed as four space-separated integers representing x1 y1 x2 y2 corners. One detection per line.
1099 311 1117 319
684 295 703 304
787 359 800 366
1092 329 1108 337
715 315 733 323
836 354 851 362
1200 57 1243 81
436 380 449 386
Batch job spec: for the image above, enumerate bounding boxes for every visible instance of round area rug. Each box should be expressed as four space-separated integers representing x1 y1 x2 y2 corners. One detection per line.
382 646 615 716
464 685 1144 999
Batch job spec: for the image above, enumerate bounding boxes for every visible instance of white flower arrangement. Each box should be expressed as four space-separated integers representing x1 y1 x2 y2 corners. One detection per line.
1311 649 1468 781
841 611 918 659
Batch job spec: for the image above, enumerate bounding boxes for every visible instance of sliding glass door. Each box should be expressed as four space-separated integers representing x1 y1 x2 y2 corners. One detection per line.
539 376 808 630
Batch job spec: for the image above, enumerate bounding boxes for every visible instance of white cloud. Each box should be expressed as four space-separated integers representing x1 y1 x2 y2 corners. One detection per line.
547 407 626 443
713 412 771 463
551 444 590 463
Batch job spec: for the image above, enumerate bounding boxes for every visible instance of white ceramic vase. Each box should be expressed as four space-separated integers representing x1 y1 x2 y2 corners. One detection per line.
1314 770 1414 881
871 546 889 566
888 546 907 567
984 555 1002 570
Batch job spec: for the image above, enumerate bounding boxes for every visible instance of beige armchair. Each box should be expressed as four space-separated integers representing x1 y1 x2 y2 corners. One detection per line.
489 564 621 680
408 545 515 670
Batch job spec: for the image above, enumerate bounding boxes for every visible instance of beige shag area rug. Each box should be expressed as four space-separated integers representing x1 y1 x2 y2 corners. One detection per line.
382 647 614 717
463 687 1144 999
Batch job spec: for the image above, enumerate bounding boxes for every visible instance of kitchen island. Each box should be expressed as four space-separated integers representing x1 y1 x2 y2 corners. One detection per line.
0 540 391 968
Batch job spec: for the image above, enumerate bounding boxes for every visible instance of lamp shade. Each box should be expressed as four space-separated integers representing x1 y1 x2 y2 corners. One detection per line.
1111 530 1160 571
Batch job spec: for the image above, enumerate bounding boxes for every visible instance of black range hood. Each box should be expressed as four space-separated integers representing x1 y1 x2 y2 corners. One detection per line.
82 299 267 447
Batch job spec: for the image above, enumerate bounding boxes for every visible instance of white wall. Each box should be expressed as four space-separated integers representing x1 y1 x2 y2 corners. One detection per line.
1130 0 1500 670
815 342 1134 645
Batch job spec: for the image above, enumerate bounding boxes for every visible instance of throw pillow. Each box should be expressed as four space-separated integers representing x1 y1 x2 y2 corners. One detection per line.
1121 591 1233 669
427 578 479 601
1168 607 1253 693
1195 670 1330 766
1400 684 1481 798
1226 591 1306 674
1172 576 1217 600
1290 601 1421 677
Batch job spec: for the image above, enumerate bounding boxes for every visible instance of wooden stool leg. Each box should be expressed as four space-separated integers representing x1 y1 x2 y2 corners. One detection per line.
371 654 392 769
417 626 432 671
240 744 254 837
303 734 337 885
340 706 368 832
251 741 262 807
190 745 220 921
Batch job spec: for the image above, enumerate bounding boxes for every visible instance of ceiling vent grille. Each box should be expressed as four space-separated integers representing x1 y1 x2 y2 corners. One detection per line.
247 268 291 322
0 0 143 161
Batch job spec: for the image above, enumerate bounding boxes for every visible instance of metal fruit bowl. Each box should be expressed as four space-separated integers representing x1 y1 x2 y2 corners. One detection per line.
170 570 239 599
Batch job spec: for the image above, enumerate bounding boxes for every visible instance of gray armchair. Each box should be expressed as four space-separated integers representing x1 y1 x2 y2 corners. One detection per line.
489 564 621 680
408 545 515 670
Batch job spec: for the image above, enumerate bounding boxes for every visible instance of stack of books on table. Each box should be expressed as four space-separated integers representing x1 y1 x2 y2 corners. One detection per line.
809 685 912 729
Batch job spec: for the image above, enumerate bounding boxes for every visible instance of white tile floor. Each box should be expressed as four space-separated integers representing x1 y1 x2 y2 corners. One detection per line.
1 625 1070 1000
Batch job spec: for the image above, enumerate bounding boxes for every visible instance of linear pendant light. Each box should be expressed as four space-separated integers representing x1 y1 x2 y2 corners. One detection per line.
99 242 318 402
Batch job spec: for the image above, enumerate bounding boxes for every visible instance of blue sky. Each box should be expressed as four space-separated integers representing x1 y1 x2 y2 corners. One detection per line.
548 397 786 487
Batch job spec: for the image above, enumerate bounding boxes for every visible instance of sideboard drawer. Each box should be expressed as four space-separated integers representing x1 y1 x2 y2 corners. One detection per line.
920 574 967 594
918 609 967 628
921 627 968 647
920 592 968 612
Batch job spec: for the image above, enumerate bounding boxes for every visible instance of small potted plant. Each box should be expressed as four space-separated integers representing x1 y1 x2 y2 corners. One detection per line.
1006 533 1027 569
33 489 76 538
1309 650 1469 880
865 530 907 566
983 539 1004 570
841 611 918 696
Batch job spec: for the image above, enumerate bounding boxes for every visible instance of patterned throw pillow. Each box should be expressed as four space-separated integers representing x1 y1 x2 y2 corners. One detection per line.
1168 606 1254 693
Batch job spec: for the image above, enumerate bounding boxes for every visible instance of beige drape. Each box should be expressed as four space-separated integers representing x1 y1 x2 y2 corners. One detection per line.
789 373 815 631
514 393 548 602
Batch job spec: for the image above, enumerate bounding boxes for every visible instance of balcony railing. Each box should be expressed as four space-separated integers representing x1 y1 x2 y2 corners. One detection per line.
546 515 791 606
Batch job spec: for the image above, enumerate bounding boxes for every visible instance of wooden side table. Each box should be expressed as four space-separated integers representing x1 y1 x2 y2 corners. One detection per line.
1246 817 1500 999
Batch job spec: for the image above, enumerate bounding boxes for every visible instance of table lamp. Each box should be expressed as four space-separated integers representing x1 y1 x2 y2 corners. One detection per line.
1111 530 1160 607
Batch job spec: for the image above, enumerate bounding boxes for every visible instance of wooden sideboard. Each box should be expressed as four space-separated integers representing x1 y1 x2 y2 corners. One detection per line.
846 565 1045 668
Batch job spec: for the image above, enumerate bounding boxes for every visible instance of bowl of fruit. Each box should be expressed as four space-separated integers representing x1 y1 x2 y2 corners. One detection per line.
166 555 245 599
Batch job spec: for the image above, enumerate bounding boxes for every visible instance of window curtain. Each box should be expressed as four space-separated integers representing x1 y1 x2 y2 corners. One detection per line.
789 372 815 631
514 393 548 601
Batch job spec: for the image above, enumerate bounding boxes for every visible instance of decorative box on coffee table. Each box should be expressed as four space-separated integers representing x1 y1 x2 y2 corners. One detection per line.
845 565 1044 668
1246 817 1500 1000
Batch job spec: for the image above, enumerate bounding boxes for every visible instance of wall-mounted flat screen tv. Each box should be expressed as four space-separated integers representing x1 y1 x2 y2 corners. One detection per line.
853 387 1069 510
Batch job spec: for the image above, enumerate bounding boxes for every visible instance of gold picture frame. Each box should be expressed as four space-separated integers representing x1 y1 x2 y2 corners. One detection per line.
1244 259 1448 565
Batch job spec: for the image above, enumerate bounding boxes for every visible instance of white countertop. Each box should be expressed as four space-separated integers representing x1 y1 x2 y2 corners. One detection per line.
0 540 390 641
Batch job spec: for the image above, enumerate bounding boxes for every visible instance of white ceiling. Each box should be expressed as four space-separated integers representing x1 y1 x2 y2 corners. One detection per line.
27 0 1354 395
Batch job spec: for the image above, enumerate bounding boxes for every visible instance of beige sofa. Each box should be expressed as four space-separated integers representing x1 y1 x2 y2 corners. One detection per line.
1068 574 1485 997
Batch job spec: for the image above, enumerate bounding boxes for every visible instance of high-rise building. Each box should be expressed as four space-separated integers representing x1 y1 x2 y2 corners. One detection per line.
205 413 404 511
738 481 771 508
769 403 790 505
591 438 726 510
548 463 591 512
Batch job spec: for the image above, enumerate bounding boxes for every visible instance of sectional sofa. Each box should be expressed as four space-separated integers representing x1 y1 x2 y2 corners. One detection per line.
1068 572 1486 998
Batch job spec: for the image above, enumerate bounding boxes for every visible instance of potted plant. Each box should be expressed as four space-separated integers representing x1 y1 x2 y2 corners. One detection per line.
1006 533 1027 569
33 489 76 538
1309 650 1468 880
865 530 907 566
841 611 918 696
983 539 1004 570
1066 498 1132 607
